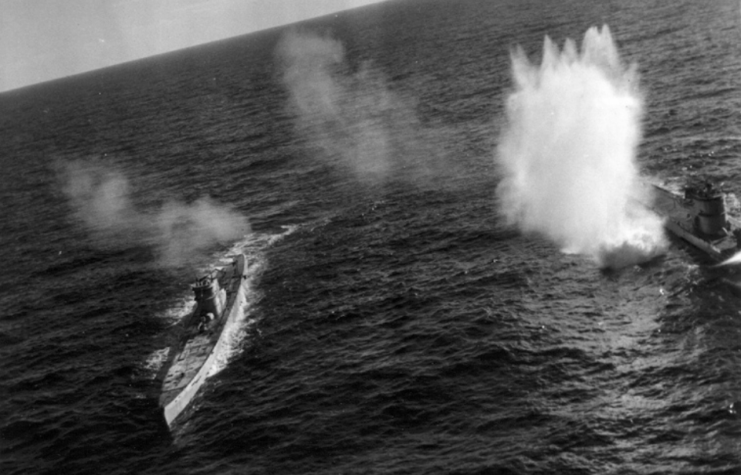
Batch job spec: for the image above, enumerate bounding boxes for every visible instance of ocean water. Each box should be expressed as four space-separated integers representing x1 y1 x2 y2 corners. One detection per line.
2 0 741 474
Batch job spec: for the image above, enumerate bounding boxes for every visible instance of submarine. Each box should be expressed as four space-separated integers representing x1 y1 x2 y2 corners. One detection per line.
159 254 248 427
644 181 741 262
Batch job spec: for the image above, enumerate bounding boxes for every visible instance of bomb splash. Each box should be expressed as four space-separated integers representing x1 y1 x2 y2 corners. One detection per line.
495 25 665 268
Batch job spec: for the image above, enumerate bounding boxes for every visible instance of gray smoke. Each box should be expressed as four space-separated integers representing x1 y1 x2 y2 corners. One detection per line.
277 29 444 184
62 161 249 267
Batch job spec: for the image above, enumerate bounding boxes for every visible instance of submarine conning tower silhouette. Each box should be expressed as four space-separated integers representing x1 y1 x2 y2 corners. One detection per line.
192 274 226 319
685 182 727 237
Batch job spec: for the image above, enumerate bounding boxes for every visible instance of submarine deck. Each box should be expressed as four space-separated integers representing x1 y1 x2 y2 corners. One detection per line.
648 184 739 261
159 256 245 409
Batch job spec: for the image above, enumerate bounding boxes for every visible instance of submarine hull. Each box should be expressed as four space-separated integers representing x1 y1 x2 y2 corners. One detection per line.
159 254 247 427
646 184 740 262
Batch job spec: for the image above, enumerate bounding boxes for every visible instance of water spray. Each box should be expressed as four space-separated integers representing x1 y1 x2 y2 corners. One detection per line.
495 25 666 268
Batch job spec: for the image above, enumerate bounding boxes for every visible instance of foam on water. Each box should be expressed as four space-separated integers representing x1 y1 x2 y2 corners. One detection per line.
141 347 171 379
158 295 197 326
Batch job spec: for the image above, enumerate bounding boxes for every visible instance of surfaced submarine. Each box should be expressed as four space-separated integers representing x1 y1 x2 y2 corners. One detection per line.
645 181 741 262
159 254 248 427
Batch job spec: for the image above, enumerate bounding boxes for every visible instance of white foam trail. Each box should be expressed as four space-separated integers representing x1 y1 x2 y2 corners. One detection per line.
495 25 666 268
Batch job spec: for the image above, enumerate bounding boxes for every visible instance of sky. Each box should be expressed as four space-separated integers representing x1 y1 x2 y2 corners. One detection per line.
0 0 387 93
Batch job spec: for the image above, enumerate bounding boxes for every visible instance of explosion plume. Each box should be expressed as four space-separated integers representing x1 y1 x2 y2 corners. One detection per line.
495 25 665 268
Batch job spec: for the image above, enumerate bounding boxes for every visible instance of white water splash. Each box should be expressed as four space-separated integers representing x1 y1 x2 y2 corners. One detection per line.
159 295 197 326
141 347 171 379
495 25 666 268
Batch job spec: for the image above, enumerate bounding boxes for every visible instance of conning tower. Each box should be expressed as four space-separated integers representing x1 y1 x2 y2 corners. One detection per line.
685 183 727 237
192 275 226 318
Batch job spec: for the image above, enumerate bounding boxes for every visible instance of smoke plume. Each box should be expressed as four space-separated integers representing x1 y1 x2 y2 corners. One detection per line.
495 25 665 268
277 29 442 183
62 161 249 267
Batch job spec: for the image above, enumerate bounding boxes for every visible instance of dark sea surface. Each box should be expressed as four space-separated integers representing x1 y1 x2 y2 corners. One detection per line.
3 0 741 473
